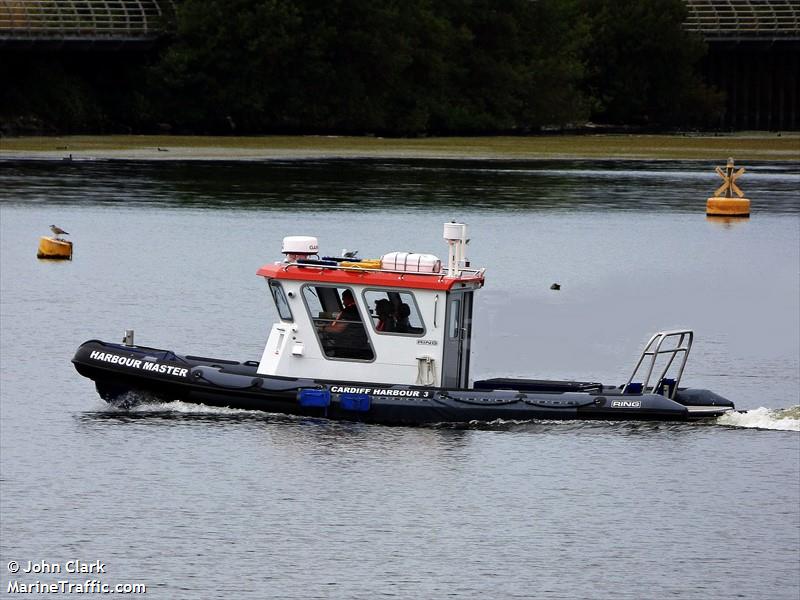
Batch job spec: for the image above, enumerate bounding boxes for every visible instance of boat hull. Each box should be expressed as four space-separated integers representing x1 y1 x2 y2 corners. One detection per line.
72 340 734 425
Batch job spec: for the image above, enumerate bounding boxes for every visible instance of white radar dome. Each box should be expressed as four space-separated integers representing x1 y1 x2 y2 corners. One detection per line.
282 236 319 259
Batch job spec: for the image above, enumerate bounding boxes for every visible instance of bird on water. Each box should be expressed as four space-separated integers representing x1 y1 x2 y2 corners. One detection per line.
50 225 69 239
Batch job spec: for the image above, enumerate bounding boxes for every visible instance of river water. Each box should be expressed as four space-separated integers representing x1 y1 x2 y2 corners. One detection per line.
1 158 798 599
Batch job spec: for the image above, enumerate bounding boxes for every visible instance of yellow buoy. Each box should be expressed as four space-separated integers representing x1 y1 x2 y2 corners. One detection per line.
706 197 750 217
706 157 750 218
37 236 73 260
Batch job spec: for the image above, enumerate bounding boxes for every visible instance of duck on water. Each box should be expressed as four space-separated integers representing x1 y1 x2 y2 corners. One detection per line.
72 222 735 425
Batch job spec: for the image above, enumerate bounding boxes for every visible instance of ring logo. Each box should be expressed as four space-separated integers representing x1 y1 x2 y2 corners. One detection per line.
611 400 642 408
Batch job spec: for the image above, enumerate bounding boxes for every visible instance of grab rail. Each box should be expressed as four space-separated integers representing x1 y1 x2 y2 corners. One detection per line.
282 260 486 280
622 330 693 399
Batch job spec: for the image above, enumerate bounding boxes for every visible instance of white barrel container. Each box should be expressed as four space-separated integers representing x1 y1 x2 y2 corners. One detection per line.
381 252 442 273
443 222 467 242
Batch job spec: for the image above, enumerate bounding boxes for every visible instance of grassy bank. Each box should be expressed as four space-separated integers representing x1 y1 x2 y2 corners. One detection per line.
0 133 797 161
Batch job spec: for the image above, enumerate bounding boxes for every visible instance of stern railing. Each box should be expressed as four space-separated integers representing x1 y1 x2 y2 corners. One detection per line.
622 330 694 399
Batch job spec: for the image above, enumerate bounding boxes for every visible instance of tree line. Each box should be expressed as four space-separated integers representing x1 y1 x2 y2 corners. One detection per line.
1 0 724 136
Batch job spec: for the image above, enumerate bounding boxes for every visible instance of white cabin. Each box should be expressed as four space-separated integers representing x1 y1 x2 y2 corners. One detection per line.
256 223 485 388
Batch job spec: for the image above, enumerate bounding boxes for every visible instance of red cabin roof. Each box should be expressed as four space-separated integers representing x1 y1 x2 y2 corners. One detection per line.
257 263 484 291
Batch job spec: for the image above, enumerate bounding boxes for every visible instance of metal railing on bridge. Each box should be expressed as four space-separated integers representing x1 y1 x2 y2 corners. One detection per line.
684 0 800 41
0 0 176 46
3 1 798 47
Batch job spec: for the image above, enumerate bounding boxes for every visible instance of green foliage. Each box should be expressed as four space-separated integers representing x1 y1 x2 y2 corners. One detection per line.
579 0 722 126
154 0 590 134
0 0 723 135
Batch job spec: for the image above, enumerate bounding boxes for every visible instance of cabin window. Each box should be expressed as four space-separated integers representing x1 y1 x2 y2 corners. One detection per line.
448 299 461 339
302 285 374 361
268 280 293 322
362 290 425 336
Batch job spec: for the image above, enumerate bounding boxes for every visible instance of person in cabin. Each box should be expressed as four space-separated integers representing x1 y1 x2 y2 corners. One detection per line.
325 289 360 333
375 299 396 332
395 303 412 333
323 289 371 358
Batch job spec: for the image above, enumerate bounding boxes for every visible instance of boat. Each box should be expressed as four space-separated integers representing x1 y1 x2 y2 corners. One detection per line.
72 222 735 425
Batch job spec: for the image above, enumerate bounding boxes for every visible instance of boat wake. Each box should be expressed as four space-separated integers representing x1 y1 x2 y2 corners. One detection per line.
716 406 800 431
126 400 266 417
449 408 800 433
101 391 269 419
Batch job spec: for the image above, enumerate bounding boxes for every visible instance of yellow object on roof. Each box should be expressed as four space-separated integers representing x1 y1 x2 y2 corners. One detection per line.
340 259 382 270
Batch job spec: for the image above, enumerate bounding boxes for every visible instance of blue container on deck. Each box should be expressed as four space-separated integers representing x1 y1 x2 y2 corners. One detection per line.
340 393 371 412
625 382 643 394
298 389 331 408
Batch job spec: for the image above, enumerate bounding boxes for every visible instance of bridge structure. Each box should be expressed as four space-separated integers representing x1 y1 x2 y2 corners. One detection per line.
2 1 796 45
0 0 797 129
684 0 799 130
685 0 799 40
0 1 176 49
